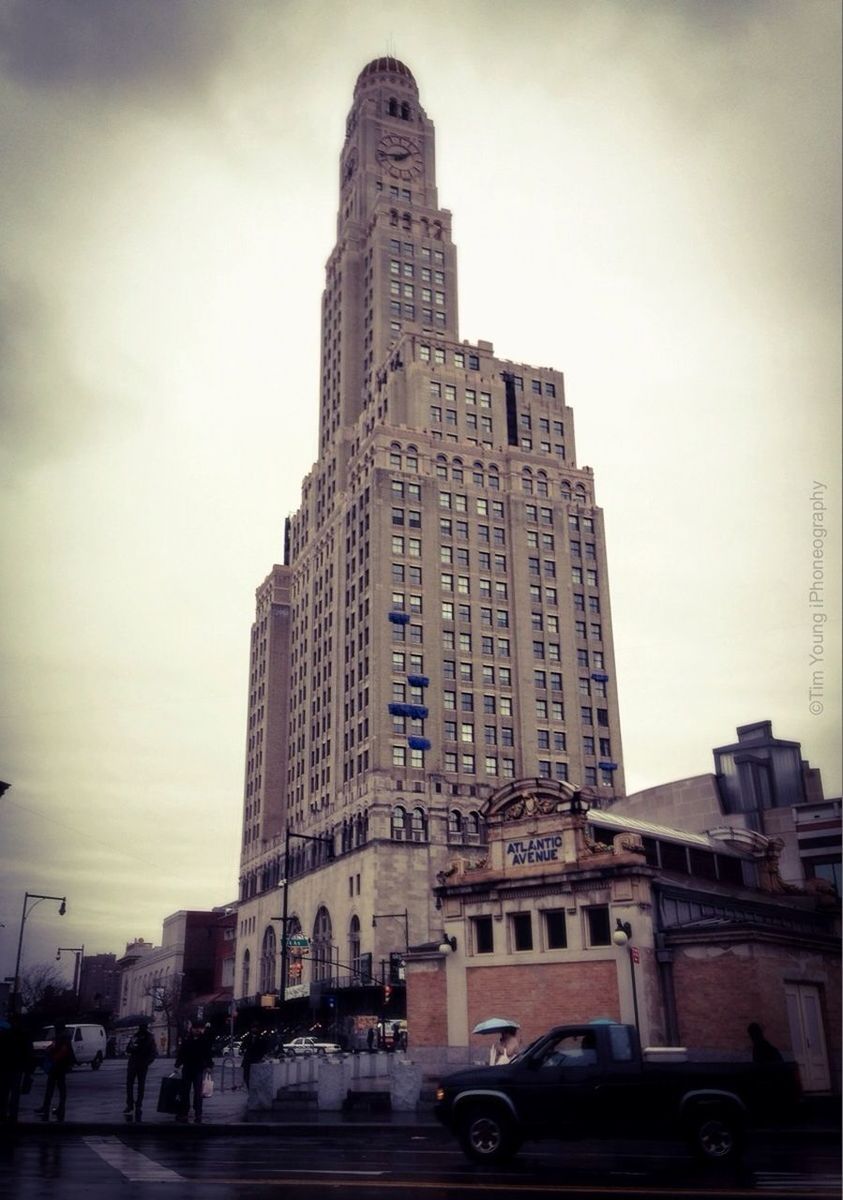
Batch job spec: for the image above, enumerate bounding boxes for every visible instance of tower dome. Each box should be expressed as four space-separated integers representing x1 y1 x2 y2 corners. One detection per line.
354 56 418 97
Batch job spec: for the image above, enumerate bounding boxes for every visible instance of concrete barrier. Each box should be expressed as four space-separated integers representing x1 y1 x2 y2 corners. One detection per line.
247 1053 423 1112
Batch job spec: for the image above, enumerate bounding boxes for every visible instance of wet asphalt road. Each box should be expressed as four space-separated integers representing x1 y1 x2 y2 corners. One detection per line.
1 1127 840 1200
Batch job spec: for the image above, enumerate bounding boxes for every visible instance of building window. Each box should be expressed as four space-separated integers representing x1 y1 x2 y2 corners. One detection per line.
391 805 407 839
585 906 611 946
544 910 567 949
511 912 533 952
240 948 250 997
473 915 494 954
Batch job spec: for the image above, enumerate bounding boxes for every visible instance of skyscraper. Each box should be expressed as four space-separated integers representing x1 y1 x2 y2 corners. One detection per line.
234 58 624 1025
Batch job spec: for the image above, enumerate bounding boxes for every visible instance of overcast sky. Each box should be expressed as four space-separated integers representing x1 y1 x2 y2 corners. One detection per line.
1 0 840 987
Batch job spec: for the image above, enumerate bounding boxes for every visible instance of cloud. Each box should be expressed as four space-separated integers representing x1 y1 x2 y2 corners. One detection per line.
0 0 242 101
0 275 107 474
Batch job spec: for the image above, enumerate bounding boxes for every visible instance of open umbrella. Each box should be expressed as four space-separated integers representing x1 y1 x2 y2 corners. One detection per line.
472 1017 520 1034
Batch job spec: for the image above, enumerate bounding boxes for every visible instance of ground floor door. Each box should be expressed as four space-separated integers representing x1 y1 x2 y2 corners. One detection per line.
784 981 831 1092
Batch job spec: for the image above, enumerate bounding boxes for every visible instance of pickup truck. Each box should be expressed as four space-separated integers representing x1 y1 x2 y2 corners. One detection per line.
281 1036 342 1056
434 1021 799 1165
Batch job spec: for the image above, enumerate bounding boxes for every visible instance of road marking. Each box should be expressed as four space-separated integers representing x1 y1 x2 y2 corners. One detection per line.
754 1172 843 1193
83 1136 184 1182
207 1179 833 1197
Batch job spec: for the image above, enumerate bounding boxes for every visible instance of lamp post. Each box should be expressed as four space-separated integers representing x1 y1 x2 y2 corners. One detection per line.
278 828 334 1007
11 891 67 1014
56 945 85 1003
612 918 640 1037
372 910 410 954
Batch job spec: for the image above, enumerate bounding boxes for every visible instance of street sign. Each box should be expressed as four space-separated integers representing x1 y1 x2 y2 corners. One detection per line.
286 935 310 948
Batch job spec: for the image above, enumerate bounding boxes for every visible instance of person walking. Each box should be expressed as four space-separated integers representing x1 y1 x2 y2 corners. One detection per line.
489 1025 520 1066
0 1013 36 1126
239 1023 268 1089
366 1026 375 1052
174 1021 213 1124
35 1022 76 1122
124 1019 157 1122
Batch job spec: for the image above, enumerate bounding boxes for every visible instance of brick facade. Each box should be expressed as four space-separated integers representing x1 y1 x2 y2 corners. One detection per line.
465 959 619 1049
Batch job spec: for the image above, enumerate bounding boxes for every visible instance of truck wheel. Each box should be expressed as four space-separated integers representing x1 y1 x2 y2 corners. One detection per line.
458 1106 519 1164
91 1052 103 1071
688 1108 744 1162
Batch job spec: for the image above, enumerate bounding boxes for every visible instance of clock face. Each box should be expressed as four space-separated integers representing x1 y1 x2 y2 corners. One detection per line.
376 134 423 180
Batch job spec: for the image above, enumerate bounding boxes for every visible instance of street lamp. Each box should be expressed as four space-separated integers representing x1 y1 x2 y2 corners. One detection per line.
612 918 640 1037
278 828 334 1005
438 934 457 954
372 910 410 953
56 945 85 1002
11 891 67 1013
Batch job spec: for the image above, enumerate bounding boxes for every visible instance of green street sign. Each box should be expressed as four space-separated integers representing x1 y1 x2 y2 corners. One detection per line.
286 935 310 948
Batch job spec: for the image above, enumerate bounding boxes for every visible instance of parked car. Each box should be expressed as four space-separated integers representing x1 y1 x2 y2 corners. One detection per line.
282 1036 341 1056
33 1023 107 1070
435 1020 800 1165
212 1036 242 1058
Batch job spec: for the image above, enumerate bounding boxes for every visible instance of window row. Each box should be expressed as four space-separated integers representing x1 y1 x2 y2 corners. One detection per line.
471 905 612 954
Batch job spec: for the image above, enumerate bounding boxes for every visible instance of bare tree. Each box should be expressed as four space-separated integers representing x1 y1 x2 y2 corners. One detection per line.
143 976 184 1056
19 962 75 1014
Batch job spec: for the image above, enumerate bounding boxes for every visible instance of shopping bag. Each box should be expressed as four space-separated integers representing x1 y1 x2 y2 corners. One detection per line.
202 1070 214 1099
156 1075 185 1114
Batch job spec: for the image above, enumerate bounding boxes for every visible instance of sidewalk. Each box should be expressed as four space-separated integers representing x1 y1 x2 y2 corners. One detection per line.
5 1057 442 1137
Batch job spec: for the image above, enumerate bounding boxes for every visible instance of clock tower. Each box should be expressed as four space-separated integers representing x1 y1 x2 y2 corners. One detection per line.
320 57 458 458
236 57 626 1029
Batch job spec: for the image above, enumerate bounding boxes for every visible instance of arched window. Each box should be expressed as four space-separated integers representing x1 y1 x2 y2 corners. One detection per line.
388 97 398 116
391 805 407 840
537 471 549 497
522 469 534 494
466 810 482 839
406 445 418 472
390 208 399 226
349 915 362 978
259 926 276 994
312 906 333 982
575 484 587 502
410 806 428 841
472 463 485 487
401 101 410 120
448 809 463 840
241 949 251 998
561 481 572 501
488 466 500 491
452 457 463 482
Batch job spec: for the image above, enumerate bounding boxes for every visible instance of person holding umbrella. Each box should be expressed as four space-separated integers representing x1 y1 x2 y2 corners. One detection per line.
473 1017 521 1066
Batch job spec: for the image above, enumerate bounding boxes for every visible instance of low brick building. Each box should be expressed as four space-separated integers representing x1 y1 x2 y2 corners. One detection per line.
405 778 840 1092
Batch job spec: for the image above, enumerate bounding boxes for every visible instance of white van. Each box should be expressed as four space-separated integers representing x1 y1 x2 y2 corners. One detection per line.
33 1023 107 1070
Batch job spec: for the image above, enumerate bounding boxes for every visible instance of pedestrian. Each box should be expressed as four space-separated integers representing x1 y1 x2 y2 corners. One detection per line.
0 1013 36 1126
748 1022 783 1064
366 1026 375 1052
489 1025 520 1066
35 1021 76 1122
174 1021 213 1124
124 1019 157 1122
239 1022 268 1088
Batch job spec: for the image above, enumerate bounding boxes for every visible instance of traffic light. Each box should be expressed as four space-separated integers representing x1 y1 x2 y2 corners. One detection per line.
383 983 392 1004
